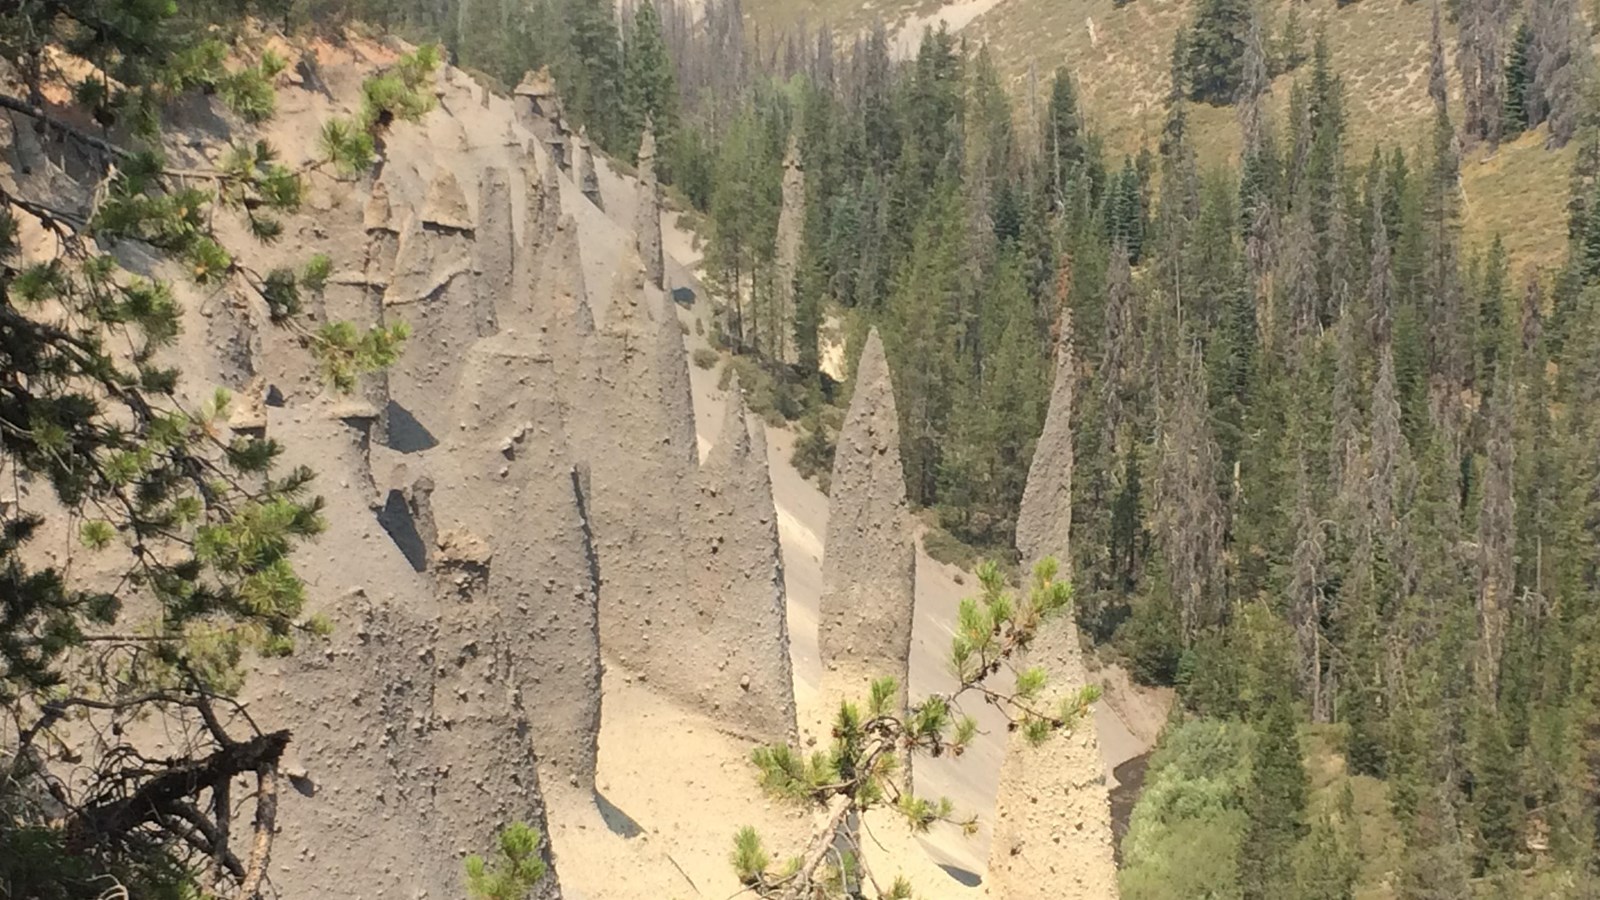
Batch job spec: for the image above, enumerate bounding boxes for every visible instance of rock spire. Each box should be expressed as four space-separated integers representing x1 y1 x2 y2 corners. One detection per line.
472 165 514 337
771 132 805 364
249 404 566 900
577 126 602 209
634 121 665 289
689 379 798 741
988 328 1119 900
426 333 604 788
817 328 916 709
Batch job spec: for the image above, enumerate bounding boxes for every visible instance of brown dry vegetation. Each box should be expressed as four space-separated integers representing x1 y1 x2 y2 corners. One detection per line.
741 0 947 32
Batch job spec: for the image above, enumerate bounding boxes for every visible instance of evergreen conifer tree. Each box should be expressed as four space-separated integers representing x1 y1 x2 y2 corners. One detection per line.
1503 20 1535 135
1184 0 1252 105
623 0 679 163
1238 662 1310 900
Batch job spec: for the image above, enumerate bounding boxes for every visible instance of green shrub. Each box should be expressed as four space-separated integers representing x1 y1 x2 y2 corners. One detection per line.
692 347 720 369
465 822 546 900
921 526 991 572
791 411 837 492
1119 720 1254 900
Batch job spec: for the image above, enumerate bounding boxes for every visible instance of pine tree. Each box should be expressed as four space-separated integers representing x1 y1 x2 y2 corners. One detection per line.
1290 453 1330 721
1476 371 1516 689
563 0 627 150
1429 0 1450 111
1502 20 1535 136
1398 785 1474 899
1239 7 1279 295
1468 706 1523 872
1239 665 1310 900
465 822 549 900
1530 0 1594 146
1456 0 1512 148
1476 237 1511 389
622 0 679 162
1292 800 1359 900
1042 67 1085 206
884 180 965 506
1153 344 1224 645
1184 0 1252 105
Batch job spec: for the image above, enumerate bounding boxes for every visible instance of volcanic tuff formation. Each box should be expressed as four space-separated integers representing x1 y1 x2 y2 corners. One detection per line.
772 133 804 365
691 378 799 741
11 32 1136 898
817 328 917 710
40 48 816 894
423 332 603 787
252 403 564 900
634 122 665 289
988 326 1120 899
383 167 478 443
577 126 602 209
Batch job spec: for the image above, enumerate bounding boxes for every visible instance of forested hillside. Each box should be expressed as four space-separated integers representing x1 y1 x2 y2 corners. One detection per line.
386 0 1600 894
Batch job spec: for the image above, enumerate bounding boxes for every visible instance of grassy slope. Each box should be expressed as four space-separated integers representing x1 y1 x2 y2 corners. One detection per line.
741 0 946 33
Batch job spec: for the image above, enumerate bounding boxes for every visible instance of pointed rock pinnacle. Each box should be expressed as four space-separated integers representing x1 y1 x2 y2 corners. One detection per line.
989 317 1119 900
772 132 805 365
705 375 754 470
1015 325 1076 568
635 123 665 290
654 282 698 466
818 327 915 709
577 126 602 209
689 377 798 742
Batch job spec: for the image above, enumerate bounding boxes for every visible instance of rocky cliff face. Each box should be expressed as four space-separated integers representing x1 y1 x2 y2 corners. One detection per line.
18 41 808 895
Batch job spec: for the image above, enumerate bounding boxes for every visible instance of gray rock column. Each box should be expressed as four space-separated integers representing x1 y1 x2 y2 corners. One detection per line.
772 133 805 365
583 252 704 709
634 122 665 290
690 379 798 742
249 404 566 900
988 329 1119 900
473 166 515 337
577 126 602 209
429 333 603 789
817 328 916 710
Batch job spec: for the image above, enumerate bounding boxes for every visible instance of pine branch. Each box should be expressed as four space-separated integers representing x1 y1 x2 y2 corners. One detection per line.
64 728 291 850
